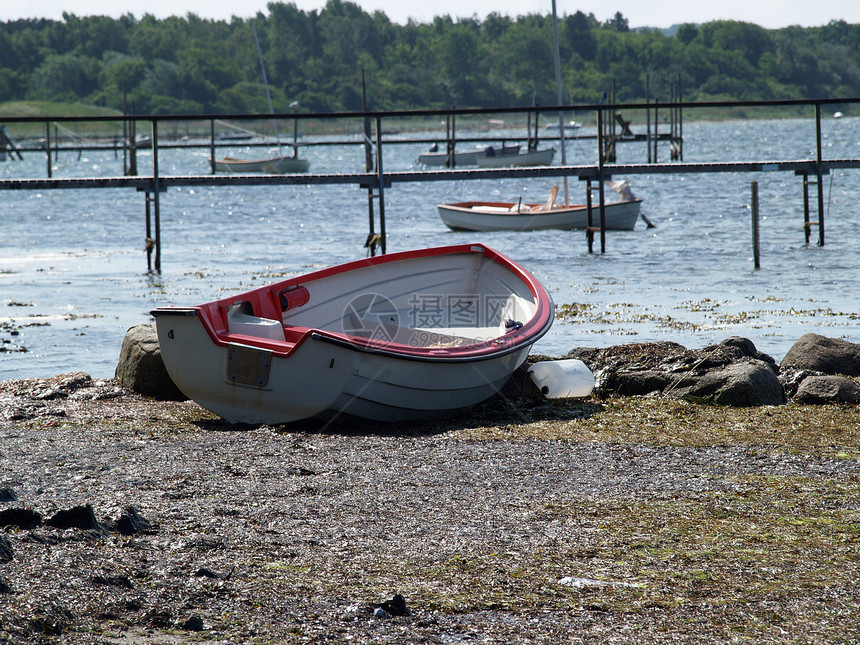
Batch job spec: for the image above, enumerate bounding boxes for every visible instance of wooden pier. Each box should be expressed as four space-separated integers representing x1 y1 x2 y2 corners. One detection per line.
1 96 858 269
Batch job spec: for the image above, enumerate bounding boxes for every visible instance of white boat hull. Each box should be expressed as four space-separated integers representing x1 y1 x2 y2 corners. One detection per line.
418 144 520 166
152 244 553 425
154 313 530 423
210 155 310 173
474 148 555 168
418 149 486 166
438 199 642 232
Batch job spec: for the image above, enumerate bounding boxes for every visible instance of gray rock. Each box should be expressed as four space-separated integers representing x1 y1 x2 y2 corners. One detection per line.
666 360 786 407
720 335 777 369
0 508 42 530
605 369 673 397
779 365 819 399
794 375 860 405
180 615 205 631
568 341 691 397
0 534 13 562
115 324 186 401
570 337 786 407
781 333 860 377
45 504 107 532
112 506 157 536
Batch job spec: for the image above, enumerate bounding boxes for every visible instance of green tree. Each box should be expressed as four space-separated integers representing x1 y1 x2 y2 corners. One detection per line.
90 51 147 108
564 11 597 61
3 7 860 113
697 21 772 67
676 24 697 46
29 53 101 100
606 12 629 33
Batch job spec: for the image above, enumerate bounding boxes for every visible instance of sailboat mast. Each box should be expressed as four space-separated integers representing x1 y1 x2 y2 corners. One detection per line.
253 22 281 153
551 0 570 204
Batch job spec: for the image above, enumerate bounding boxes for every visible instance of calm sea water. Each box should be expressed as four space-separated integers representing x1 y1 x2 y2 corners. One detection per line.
2 116 859 380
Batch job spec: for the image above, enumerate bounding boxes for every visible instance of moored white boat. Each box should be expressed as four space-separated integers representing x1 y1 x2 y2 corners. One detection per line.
151 244 554 424
437 198 642 231
474 147 555 168
209 24 311 176
439 182 645 232
209 155 310 173
418 143 520 166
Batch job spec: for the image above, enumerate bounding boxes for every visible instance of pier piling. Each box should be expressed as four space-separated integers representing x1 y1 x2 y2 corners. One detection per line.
751 181 760 269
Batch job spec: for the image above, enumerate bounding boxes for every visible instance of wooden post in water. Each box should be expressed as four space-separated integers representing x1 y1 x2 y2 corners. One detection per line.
677 74 684 161
585 178 594 254
646 75 652 164
653 98 659 164
800 171 812 245
151 119 161 272
45 122 51 178
598 178 606 254
595 108 606 254
361 71 377 257
209 119 216 175
375 114 386 255
128 105 138 177
122 86 127 173
814 103 825 246
450 109 456 167
444 113 452 167
751 181 760 269
145 191 153 272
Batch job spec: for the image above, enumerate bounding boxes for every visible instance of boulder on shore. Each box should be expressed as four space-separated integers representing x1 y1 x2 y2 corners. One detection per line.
793 375 860 405
568 336 785 407
780 333 860 377
115 324 186 401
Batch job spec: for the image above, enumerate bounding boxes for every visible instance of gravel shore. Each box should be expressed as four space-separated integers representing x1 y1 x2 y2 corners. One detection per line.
1 372 859 643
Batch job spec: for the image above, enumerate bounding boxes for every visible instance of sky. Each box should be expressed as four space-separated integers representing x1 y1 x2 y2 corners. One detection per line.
2 0 860 29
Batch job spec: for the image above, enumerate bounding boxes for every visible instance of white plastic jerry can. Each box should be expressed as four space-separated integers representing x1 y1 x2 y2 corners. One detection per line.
528 359 595 398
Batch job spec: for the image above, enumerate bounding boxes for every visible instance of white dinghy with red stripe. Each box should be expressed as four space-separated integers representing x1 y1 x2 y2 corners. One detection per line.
151 244 554 424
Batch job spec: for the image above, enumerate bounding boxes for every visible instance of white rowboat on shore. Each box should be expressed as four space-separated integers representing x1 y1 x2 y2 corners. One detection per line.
151 244 554 425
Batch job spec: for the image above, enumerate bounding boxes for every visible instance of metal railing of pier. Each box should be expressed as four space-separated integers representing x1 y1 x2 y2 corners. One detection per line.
2 96 859 270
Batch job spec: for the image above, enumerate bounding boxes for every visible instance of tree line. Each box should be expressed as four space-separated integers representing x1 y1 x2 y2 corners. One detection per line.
1 1 859 116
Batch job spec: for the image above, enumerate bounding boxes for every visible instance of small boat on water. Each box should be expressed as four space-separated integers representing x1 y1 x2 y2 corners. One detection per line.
474 147 555 168
209 24 310 175
217 132 254 141
438 198 641 231
438 184 643 232
546 120 582 131
151 244 554 424
418 142 520 166
209 155 310 174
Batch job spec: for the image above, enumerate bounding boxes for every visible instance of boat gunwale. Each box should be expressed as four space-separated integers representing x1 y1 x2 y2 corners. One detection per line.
151 244 554 362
